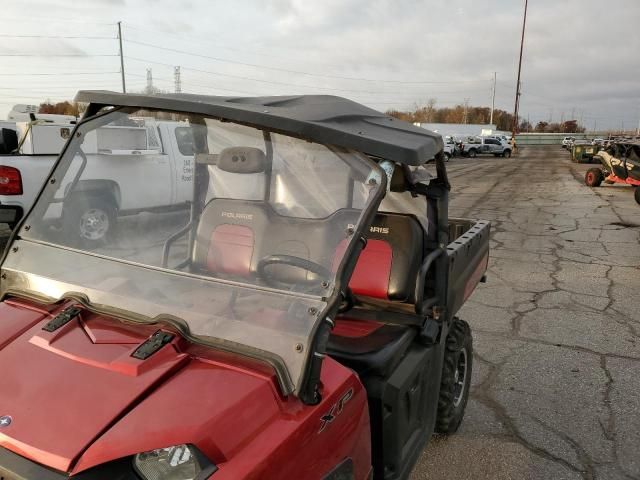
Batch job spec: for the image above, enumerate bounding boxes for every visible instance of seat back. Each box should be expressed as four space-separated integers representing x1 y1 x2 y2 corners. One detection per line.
192 147 270 277
348 213 424 302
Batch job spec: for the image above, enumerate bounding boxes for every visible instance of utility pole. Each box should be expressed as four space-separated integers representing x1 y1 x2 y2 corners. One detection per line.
174 66 182 93
117 21 126 93
512 0 528 145
463 98 470 124
490 72 496 126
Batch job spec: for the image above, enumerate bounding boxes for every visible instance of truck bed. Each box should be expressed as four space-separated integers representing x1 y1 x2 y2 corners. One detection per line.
445 218 491 317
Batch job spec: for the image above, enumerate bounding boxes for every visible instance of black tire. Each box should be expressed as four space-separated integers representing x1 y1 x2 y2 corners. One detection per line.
444 152 451 162
62 194 117 249
435 318 473 434
468 149 477 158
502 149 512 158
585 168 604 187
635 187 640 205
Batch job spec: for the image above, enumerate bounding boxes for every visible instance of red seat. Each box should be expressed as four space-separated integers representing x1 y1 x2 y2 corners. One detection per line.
347 213 424 303
327 213 425 375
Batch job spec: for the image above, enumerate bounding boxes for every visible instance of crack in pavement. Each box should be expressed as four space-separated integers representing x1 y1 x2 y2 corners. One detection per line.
412 148 640 480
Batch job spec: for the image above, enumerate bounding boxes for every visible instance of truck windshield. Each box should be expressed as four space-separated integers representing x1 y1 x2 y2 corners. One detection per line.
3 108 382 395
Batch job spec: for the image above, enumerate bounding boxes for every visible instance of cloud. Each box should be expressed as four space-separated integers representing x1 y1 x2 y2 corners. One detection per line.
0 0 638 128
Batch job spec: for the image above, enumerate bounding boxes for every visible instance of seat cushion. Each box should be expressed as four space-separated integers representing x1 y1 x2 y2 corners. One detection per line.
206 224 254 276
327 319 416 377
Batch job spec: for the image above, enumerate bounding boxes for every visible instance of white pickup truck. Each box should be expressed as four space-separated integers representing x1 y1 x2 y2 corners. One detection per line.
0 119 196 246
460 136 512 158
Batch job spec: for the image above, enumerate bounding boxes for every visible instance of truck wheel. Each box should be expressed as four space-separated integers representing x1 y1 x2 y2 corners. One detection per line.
502 149 512 158
585 168 604 187
635 187 640 205
444 152 451 162
63 194 117 248
468 149 477 158
435 318 473 434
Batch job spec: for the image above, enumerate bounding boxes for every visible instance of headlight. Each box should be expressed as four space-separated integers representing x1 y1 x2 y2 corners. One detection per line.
133 444 217 480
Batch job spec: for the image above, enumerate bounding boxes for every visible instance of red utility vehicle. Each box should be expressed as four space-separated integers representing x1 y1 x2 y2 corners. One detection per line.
0 92 490 479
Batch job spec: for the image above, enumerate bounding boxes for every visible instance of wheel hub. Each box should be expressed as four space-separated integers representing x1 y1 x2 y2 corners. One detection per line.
79 209 109 240
452 348 468 408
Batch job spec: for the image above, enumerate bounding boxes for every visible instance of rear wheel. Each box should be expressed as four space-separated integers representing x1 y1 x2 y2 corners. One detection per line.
435 318 473 434
444 152 451 162
585 168 604 187
468 149 477 158
635 187 640 205
63 194 117 249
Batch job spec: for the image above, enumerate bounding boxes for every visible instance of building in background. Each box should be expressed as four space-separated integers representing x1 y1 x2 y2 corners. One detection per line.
416 123 499 138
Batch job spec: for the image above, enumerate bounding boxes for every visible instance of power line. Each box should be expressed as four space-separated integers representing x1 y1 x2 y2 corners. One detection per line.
123 22 491 85
0 54 118 57
125 56 490 96
124 38 489 85
127 72 262 96
0 71 120 76
0 34 115 39
2 16 115 25
134 74 479 107
0 85 127 91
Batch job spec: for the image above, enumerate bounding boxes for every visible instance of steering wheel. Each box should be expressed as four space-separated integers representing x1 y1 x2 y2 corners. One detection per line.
258 255 332 290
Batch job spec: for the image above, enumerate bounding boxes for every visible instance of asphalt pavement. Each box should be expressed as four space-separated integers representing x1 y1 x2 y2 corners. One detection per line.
411 147 640 480
0 146 638 479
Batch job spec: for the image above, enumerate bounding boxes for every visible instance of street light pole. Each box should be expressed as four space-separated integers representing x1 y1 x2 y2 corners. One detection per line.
512 0 528 147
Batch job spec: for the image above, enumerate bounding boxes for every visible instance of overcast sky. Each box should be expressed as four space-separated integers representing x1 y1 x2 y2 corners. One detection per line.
1 0 639 130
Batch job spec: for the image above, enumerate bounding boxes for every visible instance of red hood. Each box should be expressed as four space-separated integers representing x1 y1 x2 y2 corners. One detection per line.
0 299 281 474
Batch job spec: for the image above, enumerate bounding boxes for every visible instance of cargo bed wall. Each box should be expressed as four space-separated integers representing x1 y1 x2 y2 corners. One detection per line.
445 219 491 319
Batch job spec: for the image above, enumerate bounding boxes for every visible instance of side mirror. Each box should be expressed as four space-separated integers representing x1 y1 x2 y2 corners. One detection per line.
0 205 24 229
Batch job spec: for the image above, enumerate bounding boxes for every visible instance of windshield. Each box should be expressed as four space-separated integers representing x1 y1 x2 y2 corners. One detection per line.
3 108 382 394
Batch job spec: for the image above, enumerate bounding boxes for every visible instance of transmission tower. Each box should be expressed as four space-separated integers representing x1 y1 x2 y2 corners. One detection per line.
146 68 153 93
174 66 182 93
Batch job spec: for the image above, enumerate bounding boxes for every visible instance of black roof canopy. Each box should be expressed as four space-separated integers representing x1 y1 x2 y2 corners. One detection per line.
75 91 443 165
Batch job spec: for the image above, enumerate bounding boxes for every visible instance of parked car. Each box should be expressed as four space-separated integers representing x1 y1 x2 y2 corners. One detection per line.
562 136 575 149
461 136 512 158
487 134 512 145
0 91 491 480
443 142 454 161
0 118 195 246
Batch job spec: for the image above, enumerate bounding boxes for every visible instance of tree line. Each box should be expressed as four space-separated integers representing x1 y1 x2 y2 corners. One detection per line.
38 101 85 117
35 98 586 134
386 99 586 133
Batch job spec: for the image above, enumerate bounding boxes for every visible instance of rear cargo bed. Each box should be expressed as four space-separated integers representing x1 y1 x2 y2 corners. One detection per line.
446 218 491 317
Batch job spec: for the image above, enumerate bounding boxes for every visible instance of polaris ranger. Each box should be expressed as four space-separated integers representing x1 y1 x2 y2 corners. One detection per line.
0 91 490 479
